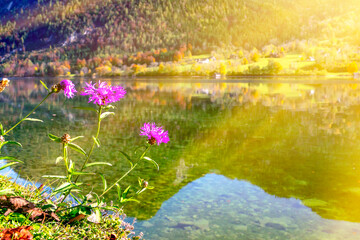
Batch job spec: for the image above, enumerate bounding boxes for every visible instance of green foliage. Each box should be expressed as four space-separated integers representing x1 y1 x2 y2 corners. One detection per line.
347 62 359 73
0 177 140 240
264 60 283 74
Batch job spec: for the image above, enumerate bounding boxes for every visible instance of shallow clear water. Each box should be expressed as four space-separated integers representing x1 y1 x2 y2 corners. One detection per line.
2 78 360 239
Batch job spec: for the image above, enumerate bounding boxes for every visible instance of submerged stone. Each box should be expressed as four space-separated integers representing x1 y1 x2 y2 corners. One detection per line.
233 225 247 231
265 222 286 231
141 222 153 228
170 222 200 230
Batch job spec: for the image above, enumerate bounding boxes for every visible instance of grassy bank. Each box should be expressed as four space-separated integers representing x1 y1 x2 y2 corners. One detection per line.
0 176 141 240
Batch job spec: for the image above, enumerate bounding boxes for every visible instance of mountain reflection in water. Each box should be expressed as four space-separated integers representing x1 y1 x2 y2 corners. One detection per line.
136 174 360 240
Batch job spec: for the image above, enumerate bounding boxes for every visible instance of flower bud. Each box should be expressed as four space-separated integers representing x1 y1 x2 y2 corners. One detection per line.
143 181 148 188
51 84 62 94
61 134 71 144
0 136 4 143
148 137 156 145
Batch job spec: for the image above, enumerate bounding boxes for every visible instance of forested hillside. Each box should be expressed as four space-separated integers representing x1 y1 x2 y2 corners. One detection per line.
1 0 359 54
0 0 360 76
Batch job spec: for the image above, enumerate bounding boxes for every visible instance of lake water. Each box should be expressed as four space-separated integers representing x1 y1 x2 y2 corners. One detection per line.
1 77 360 239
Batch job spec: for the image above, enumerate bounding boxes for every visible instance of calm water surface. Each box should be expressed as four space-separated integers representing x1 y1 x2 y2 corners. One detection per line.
1 78 360 239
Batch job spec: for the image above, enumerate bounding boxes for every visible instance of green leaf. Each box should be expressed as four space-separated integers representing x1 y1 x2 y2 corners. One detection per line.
115 183 121 201
119 151 131 161
0 156 23 163
79 206 92 216
99 174 107 191
53 182 80 194
71 193 82 204
48 133 61 143
42 175 67 179
40 80 49 91
134 145 147 154
136 188 147 195
0 156 23 170
100 112 115 120
138 177 143 187
68 143 86 156
0 162 20 170
56 203 68 208
121 198 140 203
143 156 159 170
84 162 112 169
103 105 115 111
121 185 131 202
8 212 27 221
0 189 14 195
24 118 43 122
94 193 101 206
41 204 57 212
70 171 95 176
69 136 84 142
73 106 97 112
120 150 133 168
92 136 100 147
53 182 72 194
55 156 63 164
68 159 75 172
0 123 4 135
68 208 80 218
3 141 22 148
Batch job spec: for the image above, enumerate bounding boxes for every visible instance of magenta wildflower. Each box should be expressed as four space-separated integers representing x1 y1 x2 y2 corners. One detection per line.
59 79 77 98
140 123 169 145
81 81 126 105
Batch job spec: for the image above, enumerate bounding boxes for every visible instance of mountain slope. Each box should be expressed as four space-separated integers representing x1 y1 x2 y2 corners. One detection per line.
0 0 359 56
0 0 359 78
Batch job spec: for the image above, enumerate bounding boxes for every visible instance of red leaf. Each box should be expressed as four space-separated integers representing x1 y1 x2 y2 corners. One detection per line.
68 214 86 223
0 226 33 240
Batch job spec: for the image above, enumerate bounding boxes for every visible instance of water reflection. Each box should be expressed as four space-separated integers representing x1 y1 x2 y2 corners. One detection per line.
136 174 360 240
2 78 360 238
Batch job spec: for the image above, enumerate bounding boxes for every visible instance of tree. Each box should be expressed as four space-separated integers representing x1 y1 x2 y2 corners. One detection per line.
347 62 358 74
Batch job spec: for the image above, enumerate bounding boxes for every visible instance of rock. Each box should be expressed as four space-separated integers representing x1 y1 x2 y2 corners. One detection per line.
265 222 286 231
196 219 210 231
170 222 200 230
142 222 153 228
234 225 247 231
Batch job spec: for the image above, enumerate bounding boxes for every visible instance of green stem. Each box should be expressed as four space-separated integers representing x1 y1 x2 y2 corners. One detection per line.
99 145 151 198
75 105 102 182
58 144 71 206
100 163 137 198
59 105 103 206
63 144 70 182
4 93 52 135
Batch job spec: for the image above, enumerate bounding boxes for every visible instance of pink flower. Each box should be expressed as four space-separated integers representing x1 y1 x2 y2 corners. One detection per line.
81 81 126 105
59 79 77 98
140 123 169 145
